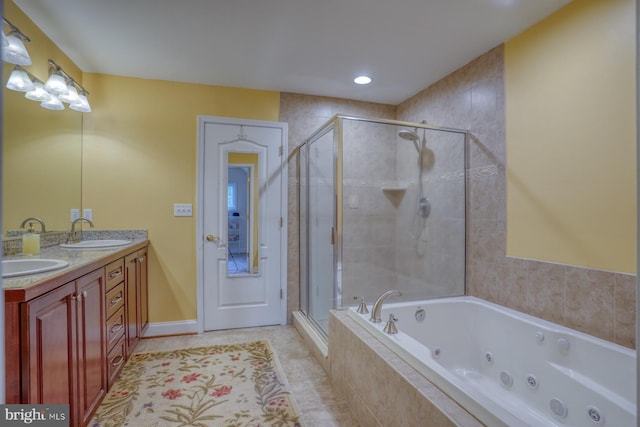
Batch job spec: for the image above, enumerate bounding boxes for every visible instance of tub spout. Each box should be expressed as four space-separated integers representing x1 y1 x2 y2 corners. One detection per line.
370 289 402 323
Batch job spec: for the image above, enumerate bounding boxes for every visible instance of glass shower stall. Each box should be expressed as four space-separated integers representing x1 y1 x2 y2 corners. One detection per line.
299 115 468 337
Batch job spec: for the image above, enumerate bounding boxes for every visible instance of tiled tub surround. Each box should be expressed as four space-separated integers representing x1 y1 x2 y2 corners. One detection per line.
329 309 482 427
3 229 147 256
345 297 636 427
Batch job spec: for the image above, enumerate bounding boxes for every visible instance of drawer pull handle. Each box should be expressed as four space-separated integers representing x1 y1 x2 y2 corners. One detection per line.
110 296 122 306
111 355 124 368
109 268 122 279
110 323 124 334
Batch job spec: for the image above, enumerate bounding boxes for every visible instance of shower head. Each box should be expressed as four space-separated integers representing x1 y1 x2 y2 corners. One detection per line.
398 128 421 152
398 128 419 142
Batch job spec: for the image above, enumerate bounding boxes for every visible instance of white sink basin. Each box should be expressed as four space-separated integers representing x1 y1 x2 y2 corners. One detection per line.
2 258 70 278
60 239 132 249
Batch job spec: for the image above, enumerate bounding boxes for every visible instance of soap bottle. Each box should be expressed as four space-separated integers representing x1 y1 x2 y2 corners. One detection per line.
22 222 40 255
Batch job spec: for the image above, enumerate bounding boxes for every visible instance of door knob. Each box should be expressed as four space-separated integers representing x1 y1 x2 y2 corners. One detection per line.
206 234 219 242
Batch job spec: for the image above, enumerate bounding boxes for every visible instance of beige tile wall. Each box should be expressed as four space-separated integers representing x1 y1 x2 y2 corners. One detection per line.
281 44 636 349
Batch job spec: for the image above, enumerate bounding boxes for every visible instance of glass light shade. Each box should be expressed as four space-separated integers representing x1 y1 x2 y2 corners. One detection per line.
6 67 35 92
59 84 80 104
2 33 32 65
43 72 68 95
70 92 91 113
25 81 50 101
41 93 65 110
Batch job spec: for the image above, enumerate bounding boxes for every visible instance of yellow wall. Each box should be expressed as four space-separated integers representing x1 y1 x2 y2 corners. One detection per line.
81 73 279 322
505 0 636 273
3 0 83 234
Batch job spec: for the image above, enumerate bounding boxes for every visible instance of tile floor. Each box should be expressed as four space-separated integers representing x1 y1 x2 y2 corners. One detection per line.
136 325 358 427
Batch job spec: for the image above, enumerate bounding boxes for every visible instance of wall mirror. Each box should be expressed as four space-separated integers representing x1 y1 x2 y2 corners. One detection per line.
227 152 259 276
2 62 83 238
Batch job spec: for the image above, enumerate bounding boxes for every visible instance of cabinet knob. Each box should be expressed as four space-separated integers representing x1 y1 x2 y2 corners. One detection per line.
206 234 219 242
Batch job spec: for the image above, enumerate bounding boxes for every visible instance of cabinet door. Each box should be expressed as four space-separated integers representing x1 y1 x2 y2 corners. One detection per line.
76 269 107 426
125 252 140 354
22 282 77 408
138 249 149 335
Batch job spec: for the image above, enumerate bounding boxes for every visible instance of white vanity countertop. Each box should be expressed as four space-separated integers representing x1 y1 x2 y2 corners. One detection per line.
3 238 148 290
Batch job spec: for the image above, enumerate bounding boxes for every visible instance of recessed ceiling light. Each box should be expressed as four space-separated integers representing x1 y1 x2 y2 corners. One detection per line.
354 75 372 85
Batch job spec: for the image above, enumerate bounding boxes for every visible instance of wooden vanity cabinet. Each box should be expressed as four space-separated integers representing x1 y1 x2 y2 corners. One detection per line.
5 241 149 427
22 268 106 427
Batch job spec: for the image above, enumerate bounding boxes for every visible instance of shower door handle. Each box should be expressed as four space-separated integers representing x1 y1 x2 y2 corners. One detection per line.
330 227 335 245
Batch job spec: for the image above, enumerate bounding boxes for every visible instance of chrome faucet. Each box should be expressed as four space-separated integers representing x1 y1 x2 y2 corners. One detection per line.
19 217 46 233
68 217 94 243
370 289 402 323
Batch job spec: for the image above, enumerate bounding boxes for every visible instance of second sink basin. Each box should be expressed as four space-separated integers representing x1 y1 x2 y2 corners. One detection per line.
60 239 132 249
2 258 70 278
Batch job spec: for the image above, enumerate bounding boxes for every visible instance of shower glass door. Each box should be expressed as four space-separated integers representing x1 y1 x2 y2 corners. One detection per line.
303 127 336 335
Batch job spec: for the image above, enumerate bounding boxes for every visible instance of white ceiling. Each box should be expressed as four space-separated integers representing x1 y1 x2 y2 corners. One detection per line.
13 0 571 105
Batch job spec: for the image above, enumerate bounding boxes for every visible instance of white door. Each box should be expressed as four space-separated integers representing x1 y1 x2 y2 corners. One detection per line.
198 117 287 331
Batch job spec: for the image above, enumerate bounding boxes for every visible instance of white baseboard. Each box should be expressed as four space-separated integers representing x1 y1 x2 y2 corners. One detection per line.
144 320 198 337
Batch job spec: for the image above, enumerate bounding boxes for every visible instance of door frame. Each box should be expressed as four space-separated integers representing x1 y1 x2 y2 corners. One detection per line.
196 115 288 333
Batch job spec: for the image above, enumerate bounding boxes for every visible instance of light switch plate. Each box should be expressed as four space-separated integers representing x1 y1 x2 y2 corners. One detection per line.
82 208 93 221
70 208 80 222
174 203 193 217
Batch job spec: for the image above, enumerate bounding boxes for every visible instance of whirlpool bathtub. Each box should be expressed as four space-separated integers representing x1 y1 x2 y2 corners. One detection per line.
347 296 636 427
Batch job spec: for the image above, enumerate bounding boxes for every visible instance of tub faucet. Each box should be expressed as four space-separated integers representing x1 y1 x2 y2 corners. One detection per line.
19 217 46 233
68 217 94 243
370 289 402 323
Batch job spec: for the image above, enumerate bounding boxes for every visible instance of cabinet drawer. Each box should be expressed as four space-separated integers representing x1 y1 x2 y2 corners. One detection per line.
105 259 124 291
105 283 125 319
107 335 126 390
106 306 126 351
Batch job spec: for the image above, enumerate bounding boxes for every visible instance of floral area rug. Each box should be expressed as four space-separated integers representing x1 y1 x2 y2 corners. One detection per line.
90 340 302 427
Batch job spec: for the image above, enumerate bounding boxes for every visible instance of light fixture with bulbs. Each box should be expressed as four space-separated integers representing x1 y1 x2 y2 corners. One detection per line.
2 17 32 66
4 52 92 113
46 59 91 112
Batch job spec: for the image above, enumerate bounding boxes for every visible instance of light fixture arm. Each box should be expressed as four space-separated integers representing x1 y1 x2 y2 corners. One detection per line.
3 17 30 43
48 59 89 95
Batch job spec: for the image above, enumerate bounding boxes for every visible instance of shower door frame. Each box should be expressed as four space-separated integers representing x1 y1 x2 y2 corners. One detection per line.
300 114 469 337
300 119 342 334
